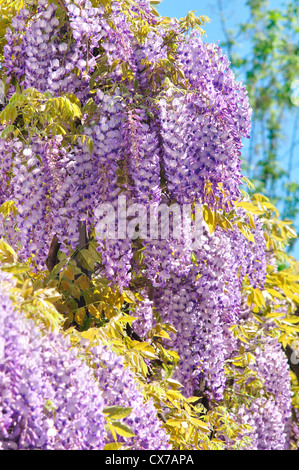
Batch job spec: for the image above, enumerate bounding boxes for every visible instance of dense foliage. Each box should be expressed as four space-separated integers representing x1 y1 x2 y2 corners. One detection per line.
0 0 299 450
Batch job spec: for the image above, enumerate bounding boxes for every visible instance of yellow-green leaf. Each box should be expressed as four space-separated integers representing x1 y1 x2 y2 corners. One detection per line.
0 263 28 274
104 442 123 450
103 406 133 420
110 421 135 438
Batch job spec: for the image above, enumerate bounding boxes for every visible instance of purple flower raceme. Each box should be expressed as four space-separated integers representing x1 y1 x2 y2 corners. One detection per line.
8 138 56 264
151 230 230 400
0 270 106 450
121 108 162 208
6 1 82 96
235 334 292 450
89 343 171 450
92 90 135 289
150 217 267 401
0 129 14 207
65 0 107 85
132 290 156 339
157 33 252 209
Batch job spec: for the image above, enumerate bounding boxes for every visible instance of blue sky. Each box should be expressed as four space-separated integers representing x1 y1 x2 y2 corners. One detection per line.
157 0 299 260
156 0 288 45
156 0 250 45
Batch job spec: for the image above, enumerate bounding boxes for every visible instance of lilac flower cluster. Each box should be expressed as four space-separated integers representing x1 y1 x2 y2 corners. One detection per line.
231 209 267 290
0 270 106 450
236 335 292 450
3 8 29 83
5 1 82 96
145 213 267 402
158 33 252 208
0 0 292 448
91 90 134 289
152 227 234 399
121 108 161 207
1 0 250 272
0 128 13 207
64 0 106 82
132 290 155 339
0 269 171 450
90 343 171 450
8 139 55 262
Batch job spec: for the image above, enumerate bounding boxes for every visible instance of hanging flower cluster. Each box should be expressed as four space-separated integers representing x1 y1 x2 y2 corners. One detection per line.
0 270 106 450
235 335 292 450
90 342 171 450
0 269 170 450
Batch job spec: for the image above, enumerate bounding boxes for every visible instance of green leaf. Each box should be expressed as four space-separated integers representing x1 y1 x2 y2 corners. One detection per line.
103 406 133 420
107 421 118 442
45 257 69 281
122 289 137 303
110 421 135 438
0 263 29 274
242 176 255 190
0 200 17 217
77 249 95 271
166 378 183 389
0 238 17 263
235 201 265 216
166 418 182 428
110 59 121 72
45 122 67 136
189 417 210 432
253 288 266 308
104 442 123 450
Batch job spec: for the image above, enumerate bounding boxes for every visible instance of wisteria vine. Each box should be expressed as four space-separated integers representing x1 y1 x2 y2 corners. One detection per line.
0 0 296 450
